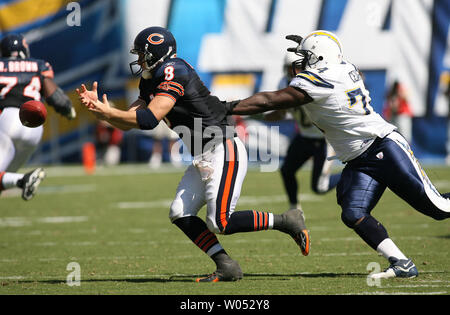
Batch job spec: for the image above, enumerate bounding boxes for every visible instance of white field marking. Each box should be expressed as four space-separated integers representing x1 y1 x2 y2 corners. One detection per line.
36 216 88 224
0 216 88 228
115 194 321 209
38 184 97 195
42 164 184 178
0 276 25 280
433 180 450 189
318 236 438 242
0 184 96 198
128 228 147 234
0 217 31 227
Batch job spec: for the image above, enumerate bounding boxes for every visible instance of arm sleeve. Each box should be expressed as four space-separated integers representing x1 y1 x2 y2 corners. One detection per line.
40 61 55 79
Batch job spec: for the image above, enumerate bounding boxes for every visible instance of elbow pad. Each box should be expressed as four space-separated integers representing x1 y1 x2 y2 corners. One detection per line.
45 87 73 116
136 107 159 130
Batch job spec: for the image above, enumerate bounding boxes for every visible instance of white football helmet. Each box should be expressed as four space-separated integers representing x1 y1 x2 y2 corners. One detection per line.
288 30 343 70
283 52 300 79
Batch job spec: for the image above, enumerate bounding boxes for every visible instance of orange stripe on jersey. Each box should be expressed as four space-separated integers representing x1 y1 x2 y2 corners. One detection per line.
220 139 236 229
167 86 183 96
253 210 258 231
41 69 54 79
169 81 185 96
155 92 177 102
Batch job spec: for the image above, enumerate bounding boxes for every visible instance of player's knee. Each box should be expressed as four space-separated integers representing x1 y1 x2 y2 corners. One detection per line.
169 199 184 222
312 185 327 195
341 209 365 228
312 175 330 195
205 217 222 234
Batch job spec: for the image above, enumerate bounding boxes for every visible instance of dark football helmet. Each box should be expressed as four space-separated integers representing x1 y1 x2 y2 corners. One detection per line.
1 34 30 59
129 26 177 77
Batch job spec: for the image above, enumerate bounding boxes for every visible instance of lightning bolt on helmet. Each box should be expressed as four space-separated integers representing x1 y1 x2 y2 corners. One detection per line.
1 34 30 59
287 30 343 70
129 26 177 78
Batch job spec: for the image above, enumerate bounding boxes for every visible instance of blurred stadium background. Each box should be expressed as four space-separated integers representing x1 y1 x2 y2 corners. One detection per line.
0 0 449 167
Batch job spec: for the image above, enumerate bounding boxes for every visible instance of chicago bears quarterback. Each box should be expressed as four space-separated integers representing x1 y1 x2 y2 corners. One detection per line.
77 26 310 282
228 30 450 279
0 34 76 201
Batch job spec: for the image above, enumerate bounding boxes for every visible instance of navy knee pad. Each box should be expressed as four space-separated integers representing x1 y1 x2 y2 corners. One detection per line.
341 209 364 228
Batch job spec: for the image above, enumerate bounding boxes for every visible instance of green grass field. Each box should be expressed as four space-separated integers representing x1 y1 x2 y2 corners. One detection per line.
0 164 449 295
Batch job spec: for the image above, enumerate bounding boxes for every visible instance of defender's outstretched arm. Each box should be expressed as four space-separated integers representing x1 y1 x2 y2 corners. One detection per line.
230 87 313 115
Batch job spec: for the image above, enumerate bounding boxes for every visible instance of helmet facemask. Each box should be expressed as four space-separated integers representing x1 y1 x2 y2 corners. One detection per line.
290 47 322 71
129 44 174 79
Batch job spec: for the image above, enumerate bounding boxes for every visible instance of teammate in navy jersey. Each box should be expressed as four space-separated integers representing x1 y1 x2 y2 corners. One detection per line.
0 34 76 201
78 26 310 282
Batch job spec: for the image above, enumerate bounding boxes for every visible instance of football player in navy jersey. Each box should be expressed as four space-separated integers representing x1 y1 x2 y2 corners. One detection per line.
0 34 76 201
78 26 310 282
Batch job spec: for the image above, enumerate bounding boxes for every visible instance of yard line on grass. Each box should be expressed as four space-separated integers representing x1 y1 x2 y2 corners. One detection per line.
0 184 96 198
0 216 88 228
37 216 88 224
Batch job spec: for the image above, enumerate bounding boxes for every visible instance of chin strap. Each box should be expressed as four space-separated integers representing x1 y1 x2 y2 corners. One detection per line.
145 46 174 73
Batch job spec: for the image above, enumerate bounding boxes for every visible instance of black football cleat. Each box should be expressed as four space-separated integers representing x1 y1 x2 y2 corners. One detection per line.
279 209 310 256
19 168 45 201
196 259 243 283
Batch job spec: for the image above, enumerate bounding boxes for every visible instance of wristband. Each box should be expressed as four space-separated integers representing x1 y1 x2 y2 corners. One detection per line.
136 107 159 130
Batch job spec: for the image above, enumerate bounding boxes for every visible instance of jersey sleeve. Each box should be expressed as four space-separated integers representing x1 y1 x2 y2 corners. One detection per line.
138 78 150 104
153 61 188 103
39 60 54 79
289 70 334 100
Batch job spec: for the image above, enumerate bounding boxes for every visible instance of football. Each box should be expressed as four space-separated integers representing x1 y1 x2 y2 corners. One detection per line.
19 100 47 128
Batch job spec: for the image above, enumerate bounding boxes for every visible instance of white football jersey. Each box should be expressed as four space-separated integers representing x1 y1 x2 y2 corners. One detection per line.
289 62 397 162
278 76 323 139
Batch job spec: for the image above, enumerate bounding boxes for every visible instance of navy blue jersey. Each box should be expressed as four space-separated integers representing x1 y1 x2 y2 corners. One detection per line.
0 57 53 110
138 57 233 155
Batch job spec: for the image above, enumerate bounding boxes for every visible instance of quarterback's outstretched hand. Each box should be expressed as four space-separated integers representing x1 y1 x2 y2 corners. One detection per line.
77 81 111 120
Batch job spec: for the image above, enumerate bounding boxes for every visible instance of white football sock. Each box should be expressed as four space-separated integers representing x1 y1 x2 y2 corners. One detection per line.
376 238 408 261
1 172 23 189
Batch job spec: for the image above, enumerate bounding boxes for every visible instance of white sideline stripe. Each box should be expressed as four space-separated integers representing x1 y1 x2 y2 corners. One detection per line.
115 194 321 209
